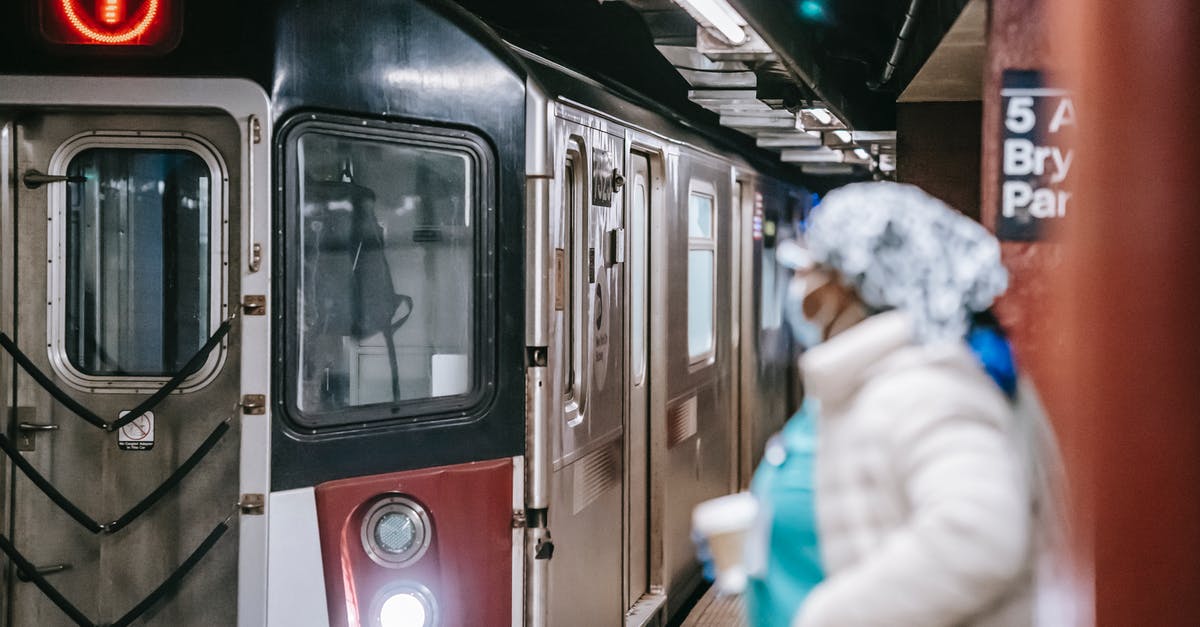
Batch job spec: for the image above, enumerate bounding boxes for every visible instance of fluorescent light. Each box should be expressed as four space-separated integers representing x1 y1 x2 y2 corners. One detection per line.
832 130 852 144
804 108 834 125
673 0 747 45
853 148 870 160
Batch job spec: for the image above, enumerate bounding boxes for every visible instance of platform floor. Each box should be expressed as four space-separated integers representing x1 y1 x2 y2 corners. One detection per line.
679 586 748 627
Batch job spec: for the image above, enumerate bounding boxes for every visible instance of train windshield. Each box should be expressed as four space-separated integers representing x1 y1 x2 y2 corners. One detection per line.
289 123 484 425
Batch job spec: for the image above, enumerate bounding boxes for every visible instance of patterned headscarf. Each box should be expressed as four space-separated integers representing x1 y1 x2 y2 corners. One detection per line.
804 182 1008 343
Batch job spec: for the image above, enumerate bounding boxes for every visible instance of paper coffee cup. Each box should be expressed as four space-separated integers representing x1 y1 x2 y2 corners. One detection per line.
692 492 759 594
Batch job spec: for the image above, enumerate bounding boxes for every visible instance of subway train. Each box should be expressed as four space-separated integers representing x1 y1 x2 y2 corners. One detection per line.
0 1 809 625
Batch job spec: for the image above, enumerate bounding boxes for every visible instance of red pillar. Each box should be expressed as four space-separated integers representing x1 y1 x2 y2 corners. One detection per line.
1047 1 1200 625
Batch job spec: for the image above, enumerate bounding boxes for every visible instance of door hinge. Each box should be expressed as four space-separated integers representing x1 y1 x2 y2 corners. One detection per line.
535 537 555 560
606 228 625 265
511 509 527 529
239 494 265 515
241 394 266 415
241 294 266 316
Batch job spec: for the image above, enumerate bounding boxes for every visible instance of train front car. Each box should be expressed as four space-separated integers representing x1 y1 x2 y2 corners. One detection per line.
1 1 808 625
0 1 530 626
269 2 528 627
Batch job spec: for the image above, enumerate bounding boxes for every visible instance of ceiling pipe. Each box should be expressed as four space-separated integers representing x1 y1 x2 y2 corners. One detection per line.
869 0 922 89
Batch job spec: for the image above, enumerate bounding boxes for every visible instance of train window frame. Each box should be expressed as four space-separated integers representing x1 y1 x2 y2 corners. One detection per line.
629 154 649 386
562 141 589 428
687 179 717 366
280 116 496 431
46 131 229 394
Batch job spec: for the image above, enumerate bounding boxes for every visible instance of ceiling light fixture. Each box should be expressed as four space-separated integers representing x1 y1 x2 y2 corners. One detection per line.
797 107 845 131
804 108 834 126
672 0 748 45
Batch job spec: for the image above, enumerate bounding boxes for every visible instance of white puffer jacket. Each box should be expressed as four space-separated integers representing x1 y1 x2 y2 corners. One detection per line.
794 311 1034 627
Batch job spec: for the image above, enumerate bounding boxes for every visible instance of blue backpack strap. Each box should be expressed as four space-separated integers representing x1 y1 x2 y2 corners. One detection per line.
966 325 1018 399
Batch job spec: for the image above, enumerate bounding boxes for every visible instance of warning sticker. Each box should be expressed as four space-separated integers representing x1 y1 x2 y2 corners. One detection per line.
117 411 154 451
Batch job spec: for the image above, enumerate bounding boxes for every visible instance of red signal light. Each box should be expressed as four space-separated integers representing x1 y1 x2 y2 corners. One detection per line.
100 0 125 25
61 0 156 43
38 0 181 52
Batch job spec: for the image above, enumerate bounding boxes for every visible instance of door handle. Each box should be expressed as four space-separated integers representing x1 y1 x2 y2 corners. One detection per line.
22 169 86 189
18 422 59 432
16 563 71 582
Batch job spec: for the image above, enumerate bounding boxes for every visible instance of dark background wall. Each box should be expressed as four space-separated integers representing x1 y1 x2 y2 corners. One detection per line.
896 101 982 219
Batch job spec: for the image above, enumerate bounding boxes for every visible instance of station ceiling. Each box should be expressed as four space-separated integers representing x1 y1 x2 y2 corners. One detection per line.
456 0 976 178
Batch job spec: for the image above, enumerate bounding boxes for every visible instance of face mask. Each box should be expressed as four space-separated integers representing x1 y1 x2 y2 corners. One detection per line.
784 274 825 349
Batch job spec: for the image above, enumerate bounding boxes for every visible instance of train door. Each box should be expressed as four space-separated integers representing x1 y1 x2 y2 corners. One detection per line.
0 107 244 626
660 154 736 617
624 151 654 618
548 122 626 625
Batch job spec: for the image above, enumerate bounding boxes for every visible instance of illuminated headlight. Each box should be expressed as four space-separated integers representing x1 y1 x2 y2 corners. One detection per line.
361 495 432 568
373 582 438 627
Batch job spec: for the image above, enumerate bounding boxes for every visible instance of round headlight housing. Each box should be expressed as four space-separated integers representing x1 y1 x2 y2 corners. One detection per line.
372 582 438 627
361 495 432 568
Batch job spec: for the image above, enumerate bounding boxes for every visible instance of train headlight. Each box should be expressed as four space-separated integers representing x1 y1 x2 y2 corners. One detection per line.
373 583 437 627
361 495 432 568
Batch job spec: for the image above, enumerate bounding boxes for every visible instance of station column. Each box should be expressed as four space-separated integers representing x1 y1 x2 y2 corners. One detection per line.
1046 1 1200 626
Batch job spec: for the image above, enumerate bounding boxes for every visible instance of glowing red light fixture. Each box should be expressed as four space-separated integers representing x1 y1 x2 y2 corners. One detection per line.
38 0 182 52
99 0 124 25
61 0 156 43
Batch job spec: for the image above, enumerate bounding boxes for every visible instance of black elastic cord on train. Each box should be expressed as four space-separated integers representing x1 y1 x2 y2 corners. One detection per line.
0 317 233 432
0 518 230 627
0 418 230 534
0 531 94 626
106 519 229 627
0 332 106 430
108 418 231 533
108 319 234 432
0 430 103 532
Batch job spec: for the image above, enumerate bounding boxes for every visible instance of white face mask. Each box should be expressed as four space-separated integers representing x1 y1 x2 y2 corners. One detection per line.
784 273 827 349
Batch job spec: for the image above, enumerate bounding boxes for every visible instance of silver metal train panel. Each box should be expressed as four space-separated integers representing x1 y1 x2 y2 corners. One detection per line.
0 76 271 627
521 43 808 625
546 104 628 626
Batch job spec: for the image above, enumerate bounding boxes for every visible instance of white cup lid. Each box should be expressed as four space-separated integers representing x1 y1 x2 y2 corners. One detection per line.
692 492 758 535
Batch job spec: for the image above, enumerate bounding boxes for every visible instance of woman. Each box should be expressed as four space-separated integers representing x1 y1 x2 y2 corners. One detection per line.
747 182 1062 627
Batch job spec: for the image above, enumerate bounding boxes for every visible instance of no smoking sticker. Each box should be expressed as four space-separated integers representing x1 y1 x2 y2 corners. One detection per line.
118 411 154 451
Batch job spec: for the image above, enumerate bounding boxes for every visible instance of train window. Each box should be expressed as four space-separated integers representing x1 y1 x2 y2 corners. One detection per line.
761 246 782 329
563 146 588 422
285 120 490 427
60 145 221 380
630 161 648 384
564 155 577 399
688 183 716 362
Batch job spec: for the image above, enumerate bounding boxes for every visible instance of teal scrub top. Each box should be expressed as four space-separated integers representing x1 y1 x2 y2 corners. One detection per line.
745 399 825 627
